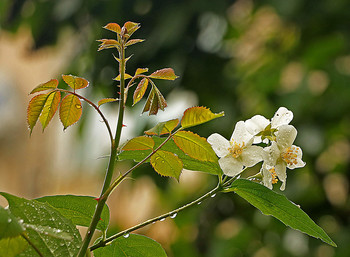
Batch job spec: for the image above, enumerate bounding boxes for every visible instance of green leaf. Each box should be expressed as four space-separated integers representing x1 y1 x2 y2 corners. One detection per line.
30 79 58 94
0 192 82 257
62 74 89 90
93 234 167 257
145 119 179 136
39 91 61 131
23 223 72 240
118 137 222 176
35 195 110 231
103 23 121 34
59 94 82 130
149 68 178 80
122 136 155 151
0 236 28 257
0 206 25 239
150 150 183 180
227 179 337 247
173 131 218 162
27 93 49 135
133 78 149 106
98 98 119 107
181 106 224 129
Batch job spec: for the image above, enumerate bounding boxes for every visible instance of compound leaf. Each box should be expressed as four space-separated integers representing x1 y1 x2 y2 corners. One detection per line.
39 91 61 131
27 93 49 134
59 94 82 130
62 75 89 90
30 79 58 94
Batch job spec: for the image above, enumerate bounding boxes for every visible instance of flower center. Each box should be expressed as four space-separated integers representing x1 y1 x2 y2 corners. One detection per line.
269 167 278 184
228 141 245 158
281 146 299 165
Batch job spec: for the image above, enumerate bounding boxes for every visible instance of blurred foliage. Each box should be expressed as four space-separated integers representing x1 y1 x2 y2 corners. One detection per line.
1 0 349 256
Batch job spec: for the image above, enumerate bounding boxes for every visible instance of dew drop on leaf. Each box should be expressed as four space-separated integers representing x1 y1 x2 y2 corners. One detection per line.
75 104 82 109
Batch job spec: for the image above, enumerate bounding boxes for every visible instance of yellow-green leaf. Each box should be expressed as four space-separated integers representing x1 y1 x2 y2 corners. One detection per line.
62 75 89 90
98 98 119 107
59 94 82 130
181 106 224 129
150 150 183 180
174 131 218 162
39 91 61 131
149 68 178 80
125 39 145 47
30 79 58 94
135 68 148 76
122 136 154 151
133 78 149 105
113 73 133 81
27 93 50 134
103 23 121 34
145 119 179 135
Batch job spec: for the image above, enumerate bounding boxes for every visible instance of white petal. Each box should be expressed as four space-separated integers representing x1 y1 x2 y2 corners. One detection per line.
245 115 270 135
276 125 297 150
261 163 273 189
275 162 287 190
264 142 280 166
207 133 230 158
271 107 293 128
230 121 253 146
218 156 244 177
286 145 306 169
240 145 264 167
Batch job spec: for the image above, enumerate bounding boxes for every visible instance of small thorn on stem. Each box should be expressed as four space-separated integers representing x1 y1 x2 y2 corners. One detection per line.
95 198 100 201
122 124 127 127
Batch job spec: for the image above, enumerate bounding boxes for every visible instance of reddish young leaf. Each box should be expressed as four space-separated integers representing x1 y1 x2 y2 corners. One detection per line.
39 91 61 131
62 75 89 90
149 68 178 80
142 89 155 114
97 39 120 51
133 78 149 106
98 98 119 107
27 93 49 134
135 68 148 76
122 136 154 151
103 23 121 34
123 22 140 36
30 79 58 94
181 106 224 129
59 94 82 130
153 86 167 111
125 39 145 47
150 150 183 180
145 119 179 136
173 131 218 162
142 86 167 115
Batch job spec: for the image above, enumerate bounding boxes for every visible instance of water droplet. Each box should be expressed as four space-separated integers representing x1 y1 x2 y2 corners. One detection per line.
75 104 82 109
197 202 201 205
7 218 12 223
160 218 165 221
211 194 216 198
170 213 177 219
123 233 130 238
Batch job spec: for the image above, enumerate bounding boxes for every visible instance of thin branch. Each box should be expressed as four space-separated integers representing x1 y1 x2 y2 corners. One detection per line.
21 233 45 257
90 184 222 251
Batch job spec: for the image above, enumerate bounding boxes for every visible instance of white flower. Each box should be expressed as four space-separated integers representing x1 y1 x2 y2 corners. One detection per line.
207 121 264 177
263 124 305 190
245 107 294 143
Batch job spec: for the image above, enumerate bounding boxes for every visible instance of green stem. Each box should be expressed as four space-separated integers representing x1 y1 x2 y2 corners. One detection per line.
76 43 127 257
90 183 222 251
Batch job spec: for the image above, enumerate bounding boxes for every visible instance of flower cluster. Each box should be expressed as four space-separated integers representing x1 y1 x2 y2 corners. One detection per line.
208 107 305 190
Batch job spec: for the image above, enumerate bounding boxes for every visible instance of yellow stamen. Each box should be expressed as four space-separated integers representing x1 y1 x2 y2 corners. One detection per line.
281 146 299 165
228 141 245 158
269 167 278 184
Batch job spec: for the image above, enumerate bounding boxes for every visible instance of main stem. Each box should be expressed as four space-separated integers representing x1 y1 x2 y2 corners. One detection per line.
77 44 126 257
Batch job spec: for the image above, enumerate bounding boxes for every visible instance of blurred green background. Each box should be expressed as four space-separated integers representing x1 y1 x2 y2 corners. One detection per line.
0 0 349 256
